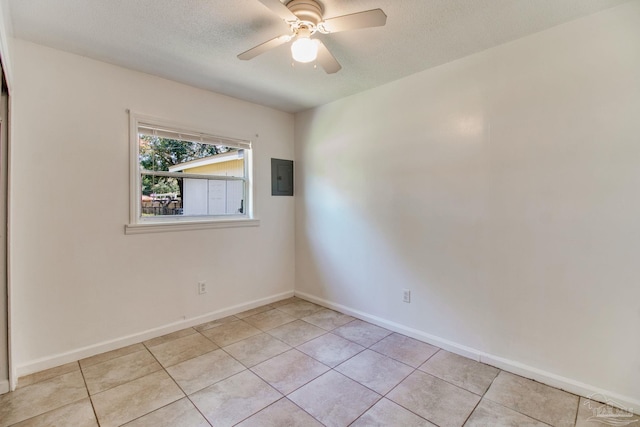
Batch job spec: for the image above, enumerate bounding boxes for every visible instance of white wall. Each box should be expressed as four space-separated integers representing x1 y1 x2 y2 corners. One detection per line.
10 40 295 376
295 1 640 408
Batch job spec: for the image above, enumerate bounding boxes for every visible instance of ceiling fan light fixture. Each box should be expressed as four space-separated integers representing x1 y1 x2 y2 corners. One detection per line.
239 0 386 73
291 36 319 63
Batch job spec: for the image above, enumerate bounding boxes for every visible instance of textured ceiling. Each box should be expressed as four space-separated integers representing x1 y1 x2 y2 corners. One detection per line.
7 0 631 113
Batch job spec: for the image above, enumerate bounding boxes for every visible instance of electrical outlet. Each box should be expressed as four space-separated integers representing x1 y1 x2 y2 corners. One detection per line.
403 289 411 303
198 281 207 295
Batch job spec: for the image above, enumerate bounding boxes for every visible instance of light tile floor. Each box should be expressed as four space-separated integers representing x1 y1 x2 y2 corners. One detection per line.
1 296 638 426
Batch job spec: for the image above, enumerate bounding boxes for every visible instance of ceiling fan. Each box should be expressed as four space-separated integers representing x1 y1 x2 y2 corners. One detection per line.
238 0 387 74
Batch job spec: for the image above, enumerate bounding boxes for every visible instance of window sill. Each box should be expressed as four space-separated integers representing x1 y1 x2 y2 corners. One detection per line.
125 218 260 235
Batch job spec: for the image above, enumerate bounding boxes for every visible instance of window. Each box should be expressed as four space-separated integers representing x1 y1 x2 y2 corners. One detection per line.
126 114 258 234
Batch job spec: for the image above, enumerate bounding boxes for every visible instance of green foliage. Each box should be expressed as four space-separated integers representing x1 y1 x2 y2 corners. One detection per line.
142 175 179 195
139 135 232 195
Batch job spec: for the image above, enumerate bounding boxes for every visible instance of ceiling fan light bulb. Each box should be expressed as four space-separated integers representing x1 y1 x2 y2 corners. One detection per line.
291 37 319 63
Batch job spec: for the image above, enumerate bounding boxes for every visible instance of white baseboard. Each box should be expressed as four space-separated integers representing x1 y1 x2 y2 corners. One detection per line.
0 379 8 395
295 291 640 415
15 290 294 380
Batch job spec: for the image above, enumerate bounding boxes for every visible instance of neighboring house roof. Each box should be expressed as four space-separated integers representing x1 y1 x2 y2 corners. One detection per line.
168 150 244 172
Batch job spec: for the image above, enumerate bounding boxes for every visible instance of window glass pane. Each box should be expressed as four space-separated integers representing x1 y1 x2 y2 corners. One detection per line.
225 180 244 214
139 134 237 173
141 176 245 217
183 178 245 216
174 152 245 178
207 180 245 215
141 176 183 217
183 178 207 216
138 124 251 150
138 130 248 220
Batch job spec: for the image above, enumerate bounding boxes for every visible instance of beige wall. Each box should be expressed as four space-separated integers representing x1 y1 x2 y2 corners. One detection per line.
295 2 640 408
9 40 295 377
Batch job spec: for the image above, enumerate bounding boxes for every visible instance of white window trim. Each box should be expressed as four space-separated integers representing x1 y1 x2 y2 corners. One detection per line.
126 112 259 234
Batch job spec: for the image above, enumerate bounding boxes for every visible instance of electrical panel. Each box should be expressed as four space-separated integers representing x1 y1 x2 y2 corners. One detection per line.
271 158 294 196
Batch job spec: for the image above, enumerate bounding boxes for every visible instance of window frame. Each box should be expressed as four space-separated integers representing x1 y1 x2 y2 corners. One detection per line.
125 112 259 234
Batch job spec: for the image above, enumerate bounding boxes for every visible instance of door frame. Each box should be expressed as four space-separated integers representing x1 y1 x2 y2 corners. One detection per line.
0 67 9 394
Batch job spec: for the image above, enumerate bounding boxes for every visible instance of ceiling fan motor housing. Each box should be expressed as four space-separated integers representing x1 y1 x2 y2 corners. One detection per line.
238 0 385 74
286 0 324 26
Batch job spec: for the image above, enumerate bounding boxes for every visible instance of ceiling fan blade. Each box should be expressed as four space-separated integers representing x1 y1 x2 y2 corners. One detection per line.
316 40 341 74
321 9 387 33
257 0 298 21
238 35 292 60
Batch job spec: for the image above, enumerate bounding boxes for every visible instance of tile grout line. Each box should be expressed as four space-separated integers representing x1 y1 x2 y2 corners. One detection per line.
374 364 434 426
572 398 580 426
285 317 429 417
81 348 167 397
477 397 555 426
366 341 437 370
229 395 286 427
345 394 384 427
337 326 499 426
5 397 99 427
142 340 215 427
3 299 305 426
189 299 320 425
460 393 483 426
224 329 333 426
357 346 495 426
5 362 99 427
279 395 330 427
193 315 241 334
221 330 293 367
416 361 499 397
230 301 359 426
77 360 103 427
248 348 330 394
479 371 555 426
7 297 582 427
298 327 422 427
